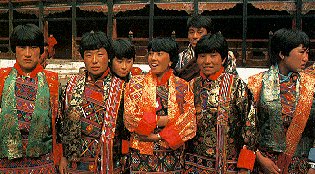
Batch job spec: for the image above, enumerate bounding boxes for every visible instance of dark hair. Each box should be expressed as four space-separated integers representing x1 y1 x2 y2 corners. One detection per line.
112 39 135 61
10 24 44 54
195 33 228 66
79 31 114 60
187 15 212 33
270 28 310 65
147 37 179 69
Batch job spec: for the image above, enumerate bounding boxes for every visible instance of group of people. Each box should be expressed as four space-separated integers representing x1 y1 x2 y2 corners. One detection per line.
0 14 314 174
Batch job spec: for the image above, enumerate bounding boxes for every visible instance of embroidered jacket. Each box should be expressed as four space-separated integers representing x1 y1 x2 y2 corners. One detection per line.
124 70 196 155
186 69 257 172
248 65 315 173
61 70 126 173
0 64 62 165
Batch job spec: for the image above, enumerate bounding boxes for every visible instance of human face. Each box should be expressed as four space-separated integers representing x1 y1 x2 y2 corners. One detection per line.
188 27 208 48
279 44 309 75
15 46 41 73
84 48 109 79
112 57 134 78
197 52 225 76
148 50 172 78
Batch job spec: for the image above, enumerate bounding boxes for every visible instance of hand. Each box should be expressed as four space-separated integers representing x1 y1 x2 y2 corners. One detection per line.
157 116 168 127
59 156 68 174
138 133 161 142
308 168 315 174
256 151 280 174
238 169 249 174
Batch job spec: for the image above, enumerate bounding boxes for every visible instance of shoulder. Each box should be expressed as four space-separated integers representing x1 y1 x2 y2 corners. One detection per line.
0 67 12 77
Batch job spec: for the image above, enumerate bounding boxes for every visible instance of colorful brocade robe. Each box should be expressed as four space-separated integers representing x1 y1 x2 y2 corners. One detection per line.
0 63 61 173
61 70 128 174
124 70 196 173
185 70 257 174
248 65 315 174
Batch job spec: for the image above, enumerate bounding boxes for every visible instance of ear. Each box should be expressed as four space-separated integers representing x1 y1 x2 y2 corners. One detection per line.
169 61 173 67
279 52 285 60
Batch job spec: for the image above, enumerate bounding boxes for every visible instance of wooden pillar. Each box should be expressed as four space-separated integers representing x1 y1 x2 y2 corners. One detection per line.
44 21 48 43
242 0 248 67
112 19 117 39
72 0 77 59
295 0 302 30
38 0 44 31
8 0 13 53
107 0 114 38
149 0 154 41
193 0 198 15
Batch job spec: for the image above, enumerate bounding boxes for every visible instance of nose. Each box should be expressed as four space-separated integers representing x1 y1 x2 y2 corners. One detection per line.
25 46 31 57
193 32 199 39
121 61 127 70
204 56 212 64
92 54 97 63
151 53 157 60
303 52 309 62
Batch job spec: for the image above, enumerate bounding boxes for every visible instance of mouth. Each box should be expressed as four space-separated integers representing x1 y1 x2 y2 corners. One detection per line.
150 63 158 68
91 67 100 71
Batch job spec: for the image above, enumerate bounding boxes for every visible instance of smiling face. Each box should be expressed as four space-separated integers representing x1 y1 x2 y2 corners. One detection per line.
15 46 41 73
84 48 109 79
188 27 208 48
279 44 309 75
112 57 134 78
148 50 172 78
197 51 225 76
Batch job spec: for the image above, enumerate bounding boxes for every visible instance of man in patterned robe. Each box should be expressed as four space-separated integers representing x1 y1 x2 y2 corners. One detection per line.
185 33 257 174
0 24 62 173
59 31 128 174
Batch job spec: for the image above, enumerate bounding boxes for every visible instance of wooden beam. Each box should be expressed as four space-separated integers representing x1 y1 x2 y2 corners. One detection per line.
107 0 113 38
8 0 13 53
149 0 154 40
242 0 247 67
295 0 302 30
71 0 76 59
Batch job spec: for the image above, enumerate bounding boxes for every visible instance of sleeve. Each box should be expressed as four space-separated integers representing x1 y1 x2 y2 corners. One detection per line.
159 82 196 150
60 82 81 162
124 77 157 136
235 78 257 171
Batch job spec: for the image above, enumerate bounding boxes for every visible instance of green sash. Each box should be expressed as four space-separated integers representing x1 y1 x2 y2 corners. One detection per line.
0 68 51 159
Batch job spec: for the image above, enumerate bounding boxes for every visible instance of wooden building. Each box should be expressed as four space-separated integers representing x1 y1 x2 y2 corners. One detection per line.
0 0 314 68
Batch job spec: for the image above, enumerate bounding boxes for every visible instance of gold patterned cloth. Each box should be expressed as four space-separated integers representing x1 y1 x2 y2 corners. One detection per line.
124 70 196 172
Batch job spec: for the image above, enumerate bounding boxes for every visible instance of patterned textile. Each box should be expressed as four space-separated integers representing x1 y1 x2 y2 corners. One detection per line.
61 70 127 173
185 71 256 173
124 70 196 173
0 63 60 173
248 65 315 173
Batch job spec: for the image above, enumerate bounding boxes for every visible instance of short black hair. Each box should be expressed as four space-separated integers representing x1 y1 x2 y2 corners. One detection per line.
195 33 228 66
79 31 114 60
112 39 135 61
269 28 310 65
147 37 179 69
187 15 212 33
10 24 44 54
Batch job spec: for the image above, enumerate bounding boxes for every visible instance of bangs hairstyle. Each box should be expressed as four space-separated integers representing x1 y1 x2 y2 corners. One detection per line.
148 37 179 69
195 33 228 66
10 24 44 54
112 39 135 61
270 28 310 65
187 15 212 33
79 31 114 60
